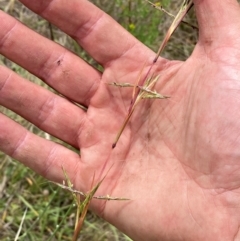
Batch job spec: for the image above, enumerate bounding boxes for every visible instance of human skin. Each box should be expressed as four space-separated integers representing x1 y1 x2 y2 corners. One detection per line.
1 0 240 240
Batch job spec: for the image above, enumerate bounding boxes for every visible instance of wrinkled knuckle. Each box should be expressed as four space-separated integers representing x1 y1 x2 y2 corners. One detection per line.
37 96 57 127
0 20 18 49
40 146 57 178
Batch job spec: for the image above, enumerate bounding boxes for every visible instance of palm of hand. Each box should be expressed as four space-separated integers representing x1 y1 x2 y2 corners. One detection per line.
76 41 240 240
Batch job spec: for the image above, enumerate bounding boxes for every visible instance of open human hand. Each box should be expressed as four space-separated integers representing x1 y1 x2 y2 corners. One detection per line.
1 0 240 240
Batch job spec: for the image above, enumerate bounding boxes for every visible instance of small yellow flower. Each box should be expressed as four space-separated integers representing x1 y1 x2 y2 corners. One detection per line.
128 23 136 31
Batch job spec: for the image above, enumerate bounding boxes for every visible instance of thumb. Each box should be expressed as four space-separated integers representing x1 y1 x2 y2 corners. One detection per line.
194 0 240 45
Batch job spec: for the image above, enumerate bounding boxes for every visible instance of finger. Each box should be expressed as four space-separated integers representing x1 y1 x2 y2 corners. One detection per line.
0 10 101 106
0 112 82 185
193 0 240 45
19 0 155 66
0 65 85 148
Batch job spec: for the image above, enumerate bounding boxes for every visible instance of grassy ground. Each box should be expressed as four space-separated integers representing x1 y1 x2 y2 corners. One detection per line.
0 0 197 240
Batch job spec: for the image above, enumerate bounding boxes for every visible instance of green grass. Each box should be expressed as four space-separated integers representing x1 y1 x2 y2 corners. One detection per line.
0 0 197 240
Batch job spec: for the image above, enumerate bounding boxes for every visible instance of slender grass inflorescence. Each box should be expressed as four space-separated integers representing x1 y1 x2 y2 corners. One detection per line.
111 0 194 148
51 167 129 241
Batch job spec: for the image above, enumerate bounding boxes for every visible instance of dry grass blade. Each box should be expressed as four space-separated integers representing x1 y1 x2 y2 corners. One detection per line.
72 173 129 241
71 174 96 241
3 0 15 13
111 0 194 148
154 0 194 62
14 208 28 241
145 0 197 30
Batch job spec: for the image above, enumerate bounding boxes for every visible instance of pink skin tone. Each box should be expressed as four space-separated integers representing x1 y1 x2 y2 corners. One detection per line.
1 0 240 240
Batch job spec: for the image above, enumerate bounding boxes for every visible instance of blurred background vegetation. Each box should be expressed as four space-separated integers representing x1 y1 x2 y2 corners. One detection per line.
0 0 197 240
